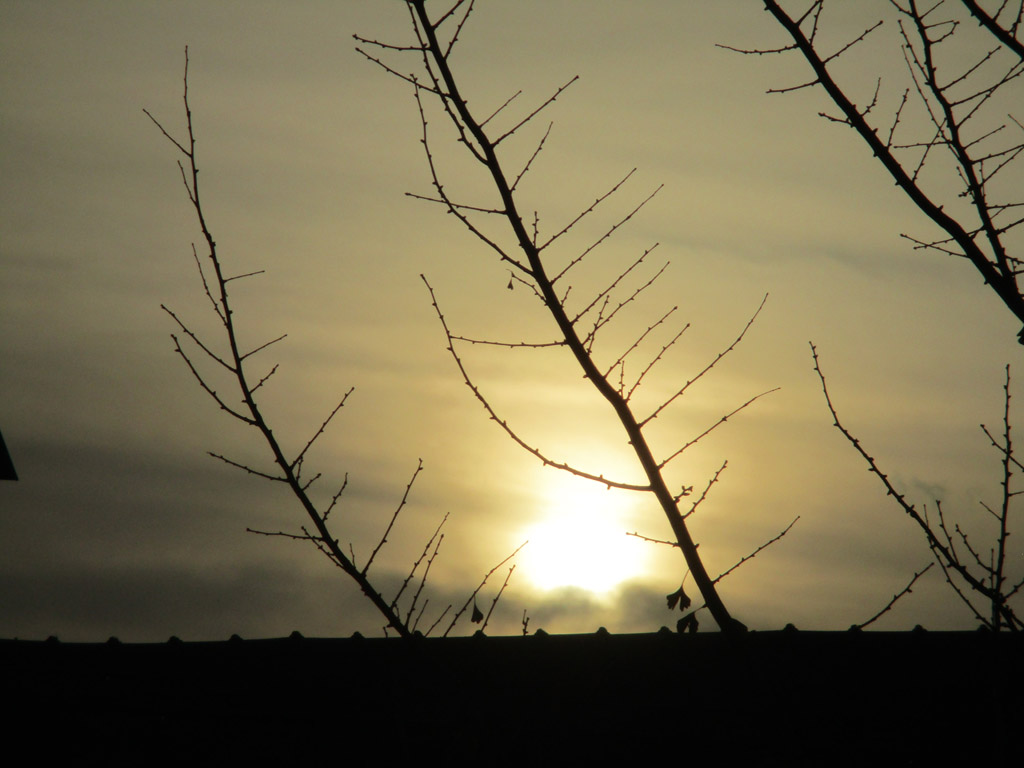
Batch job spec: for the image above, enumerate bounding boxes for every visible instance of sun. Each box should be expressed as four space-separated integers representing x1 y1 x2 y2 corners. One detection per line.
520 473 650 595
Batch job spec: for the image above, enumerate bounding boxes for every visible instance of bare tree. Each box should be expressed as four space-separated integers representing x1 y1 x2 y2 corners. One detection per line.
146 49 519 639
814 345 1022 630
728 0 1024 340
356 0 790 633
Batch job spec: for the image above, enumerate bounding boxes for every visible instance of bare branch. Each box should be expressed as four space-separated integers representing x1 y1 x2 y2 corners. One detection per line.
681 461 728 518
510 121 552 193
626 531 677 547
223 268 266 284
602 306 681 384
246 527 320 543
626 318 690 402
188 246 227 325
480 89 523 129
323 473 349 521
422 276 650 491
492 76 579 146
166 333 254 424
443 540 527 637
142 107 190 158
364 459 425 577
480 564 516 634
404 524 446 628
353 45 440 95
410 83 528 272
539 169 636 253
424 604 452 637
853 563 935 630
389 512 448 613
208 451 286 482
811 343 1021 629
250 363 279 395
552 184 663 283
162 305 235 373
960 0 1024 59
658 388 780 470
291 391 355 472
758 0 1024 343
641 295 768 428
450 334 564 349
570 245 660 327
396 0 759 632
150 48 452 638
713 517 800 585
239 333 287 362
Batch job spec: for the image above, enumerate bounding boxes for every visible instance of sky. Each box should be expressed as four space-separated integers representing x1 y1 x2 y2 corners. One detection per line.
2 1 1022 641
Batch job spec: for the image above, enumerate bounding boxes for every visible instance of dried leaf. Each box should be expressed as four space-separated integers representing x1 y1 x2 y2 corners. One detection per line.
677 613 699 634
666 586 691 612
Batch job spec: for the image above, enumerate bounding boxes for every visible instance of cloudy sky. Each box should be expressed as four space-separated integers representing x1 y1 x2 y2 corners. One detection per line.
2 1 1021 640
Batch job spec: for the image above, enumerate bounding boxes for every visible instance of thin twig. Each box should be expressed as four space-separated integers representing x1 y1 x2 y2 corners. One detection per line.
854 564 935 630
444 541 527 637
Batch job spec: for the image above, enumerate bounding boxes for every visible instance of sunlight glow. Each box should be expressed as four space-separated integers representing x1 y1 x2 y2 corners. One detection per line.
520 474 649 595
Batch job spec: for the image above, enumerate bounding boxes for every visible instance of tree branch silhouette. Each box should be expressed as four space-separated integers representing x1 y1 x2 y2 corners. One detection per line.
852 563 935 630
812 344 1022 630
734 0 1024 341
358 1 782 632
147 48 520 639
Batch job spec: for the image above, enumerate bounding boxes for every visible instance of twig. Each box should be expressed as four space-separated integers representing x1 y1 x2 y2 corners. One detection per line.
712 517 800 585
444 541 527 637
853 564 935 630
363 459 425 577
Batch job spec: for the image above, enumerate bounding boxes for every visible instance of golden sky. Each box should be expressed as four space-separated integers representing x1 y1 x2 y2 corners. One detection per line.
2 1 1021 639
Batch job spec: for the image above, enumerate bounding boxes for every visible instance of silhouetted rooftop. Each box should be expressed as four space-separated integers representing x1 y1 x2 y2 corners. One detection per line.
5 628 1020 762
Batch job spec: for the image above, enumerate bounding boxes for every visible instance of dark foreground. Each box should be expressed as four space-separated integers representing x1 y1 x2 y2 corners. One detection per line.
5 629 1020 764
